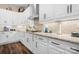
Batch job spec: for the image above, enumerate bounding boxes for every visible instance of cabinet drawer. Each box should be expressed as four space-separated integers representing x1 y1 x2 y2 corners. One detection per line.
37 35 48 43
33 35 38 39
37 42 48 54
48 45 71 54
48 38 79 53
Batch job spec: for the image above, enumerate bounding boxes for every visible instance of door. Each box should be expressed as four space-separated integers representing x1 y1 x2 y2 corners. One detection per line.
72 4 79 15
49 45 63 54
39 4 54 22
23 33 33 52
32 35 38 54
0 32 8 43
36 42 48 54
54 4 68 19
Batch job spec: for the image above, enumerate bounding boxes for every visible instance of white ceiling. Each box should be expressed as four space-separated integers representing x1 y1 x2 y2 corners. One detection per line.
0 4 30 12
0 4 29 8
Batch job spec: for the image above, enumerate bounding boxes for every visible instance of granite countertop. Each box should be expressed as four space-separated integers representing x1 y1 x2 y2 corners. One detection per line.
34 32 79 44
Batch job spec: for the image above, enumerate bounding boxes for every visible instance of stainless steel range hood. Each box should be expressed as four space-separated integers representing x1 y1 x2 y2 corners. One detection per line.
31 4 39 19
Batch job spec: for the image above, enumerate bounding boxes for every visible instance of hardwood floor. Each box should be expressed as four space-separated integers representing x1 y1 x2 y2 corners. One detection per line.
0 42 32 54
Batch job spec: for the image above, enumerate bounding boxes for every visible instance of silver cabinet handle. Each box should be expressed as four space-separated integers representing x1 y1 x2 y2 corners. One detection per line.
51 41 60 45
36 42 37 48
6 35 8 38
70 48 79 52
67 5 69 14
70 4 72 13
27 38 29 42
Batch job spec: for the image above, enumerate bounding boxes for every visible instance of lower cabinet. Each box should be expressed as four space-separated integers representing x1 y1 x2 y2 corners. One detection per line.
22 33 33 52
48 44 71 54
32 35 48 54
48 38 79 54
48 45 63 54
0 32 8 43
36 42 48 54
32 35 37 53
21 33 79 54
0 32 21 45
48 38 67 54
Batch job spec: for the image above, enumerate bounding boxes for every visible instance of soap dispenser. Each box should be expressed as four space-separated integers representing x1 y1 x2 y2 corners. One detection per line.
44 24 49 33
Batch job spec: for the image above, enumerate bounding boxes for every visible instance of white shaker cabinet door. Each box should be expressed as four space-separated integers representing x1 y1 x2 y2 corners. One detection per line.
32 40 37 54
39 4 54 22
32 35 38 54
54 4 68 19
36 42 48 54
49 45 62 54
0 33 7 43
48 45 67 54
21 33 33 52
72 4 79 15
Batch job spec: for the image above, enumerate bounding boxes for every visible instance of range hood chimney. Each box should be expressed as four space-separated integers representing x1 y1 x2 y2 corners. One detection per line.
31 4 39 19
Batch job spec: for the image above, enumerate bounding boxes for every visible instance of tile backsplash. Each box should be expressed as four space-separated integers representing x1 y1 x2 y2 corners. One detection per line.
46 22 60 34
44 20 79 35
60 20 79 34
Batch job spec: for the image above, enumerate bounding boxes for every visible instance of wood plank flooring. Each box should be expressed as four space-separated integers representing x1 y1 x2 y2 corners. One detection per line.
0 41 32 54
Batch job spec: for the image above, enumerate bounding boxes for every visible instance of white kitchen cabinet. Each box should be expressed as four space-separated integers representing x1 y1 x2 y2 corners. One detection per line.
27 33 33 51
32 41 37 53
71 4 79 15
48 45 65 54
39 4 79 22
21 33 33 52
0 32 8 42
54 4 69 19
32 35 38 53
13 32 24 41
20 32 79 54
32 35 48 54
48 39 65 54
36 42 48 54
39 4 70 22
36 35 48 54
39 4 70 21
54 4 79 20
0 32 20 45
48 37 79 54
39 4 55 22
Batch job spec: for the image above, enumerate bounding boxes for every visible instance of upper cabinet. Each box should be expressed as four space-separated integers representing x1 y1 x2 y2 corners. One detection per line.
54 4 79 20
54 4 68 19
39 4 55 22
39 4 79 22
71 4 79 15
